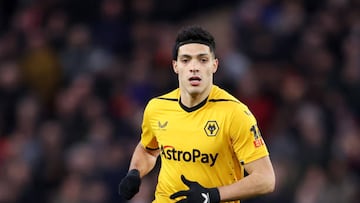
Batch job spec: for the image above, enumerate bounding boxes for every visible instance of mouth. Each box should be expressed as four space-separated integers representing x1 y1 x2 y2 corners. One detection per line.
189 76 201 86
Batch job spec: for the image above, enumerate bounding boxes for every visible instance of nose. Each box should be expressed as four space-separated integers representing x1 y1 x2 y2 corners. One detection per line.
189 61 199 72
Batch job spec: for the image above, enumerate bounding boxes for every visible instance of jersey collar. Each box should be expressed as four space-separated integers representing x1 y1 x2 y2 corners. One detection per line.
179 96 208 113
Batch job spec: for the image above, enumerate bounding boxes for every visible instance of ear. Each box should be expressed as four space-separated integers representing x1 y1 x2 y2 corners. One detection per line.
172 60 178 74
212 58 219 73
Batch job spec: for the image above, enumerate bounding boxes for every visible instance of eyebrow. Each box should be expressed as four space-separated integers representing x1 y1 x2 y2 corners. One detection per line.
179 53 211 58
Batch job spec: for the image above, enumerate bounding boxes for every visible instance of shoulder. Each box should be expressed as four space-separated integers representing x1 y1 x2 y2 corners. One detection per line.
209 85 248 110
145 88 179 111
209 86 255 121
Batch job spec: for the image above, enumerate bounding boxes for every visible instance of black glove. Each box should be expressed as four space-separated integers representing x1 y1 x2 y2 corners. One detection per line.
119 169 141 200
170 175 220 203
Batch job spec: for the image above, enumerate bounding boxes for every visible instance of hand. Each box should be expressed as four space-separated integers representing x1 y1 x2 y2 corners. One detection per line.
170 175 220 203
118 169 141 200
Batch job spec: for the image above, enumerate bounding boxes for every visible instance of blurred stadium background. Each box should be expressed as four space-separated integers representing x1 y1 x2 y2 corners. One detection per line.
0 0 359 202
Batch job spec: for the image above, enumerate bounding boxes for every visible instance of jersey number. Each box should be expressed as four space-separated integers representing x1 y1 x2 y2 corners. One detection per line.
250 124 264 147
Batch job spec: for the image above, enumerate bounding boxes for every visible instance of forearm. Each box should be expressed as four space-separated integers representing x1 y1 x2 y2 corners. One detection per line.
218 156 275 201
129 143 159 178
218 171 274 201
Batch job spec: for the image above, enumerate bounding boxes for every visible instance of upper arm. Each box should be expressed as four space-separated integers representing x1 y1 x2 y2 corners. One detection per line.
229 105 275 194
139 142 160 158
243 156 275 188
140 101 159 150
130 142 160 177
244 156 274 175
230 105 269 164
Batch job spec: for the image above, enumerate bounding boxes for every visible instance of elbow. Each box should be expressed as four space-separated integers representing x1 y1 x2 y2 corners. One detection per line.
262 173 276 194
266 178 276 194
254 171 276 195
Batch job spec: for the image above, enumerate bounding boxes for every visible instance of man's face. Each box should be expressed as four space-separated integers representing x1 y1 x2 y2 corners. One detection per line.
172 43 218 97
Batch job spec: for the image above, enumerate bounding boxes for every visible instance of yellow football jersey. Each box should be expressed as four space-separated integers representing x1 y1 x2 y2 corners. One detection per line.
140 85 269 203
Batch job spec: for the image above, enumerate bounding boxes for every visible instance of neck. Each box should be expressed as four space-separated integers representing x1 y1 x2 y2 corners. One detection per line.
180 86 212 108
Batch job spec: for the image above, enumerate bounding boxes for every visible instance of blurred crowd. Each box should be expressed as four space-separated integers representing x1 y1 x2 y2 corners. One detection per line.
0 0 359 203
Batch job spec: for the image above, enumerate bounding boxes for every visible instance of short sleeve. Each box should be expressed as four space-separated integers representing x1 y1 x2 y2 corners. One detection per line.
230 105 269 165
140 102 159 150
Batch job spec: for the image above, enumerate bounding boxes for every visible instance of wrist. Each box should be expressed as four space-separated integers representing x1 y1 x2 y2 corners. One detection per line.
119 169 142 200
209 187 220 203
128 169 140 177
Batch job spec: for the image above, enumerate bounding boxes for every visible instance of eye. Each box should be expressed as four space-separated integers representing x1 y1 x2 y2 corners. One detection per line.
181 58 189 63
200 58 208 63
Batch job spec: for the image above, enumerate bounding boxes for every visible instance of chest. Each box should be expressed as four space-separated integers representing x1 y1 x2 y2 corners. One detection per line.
150 109 229 153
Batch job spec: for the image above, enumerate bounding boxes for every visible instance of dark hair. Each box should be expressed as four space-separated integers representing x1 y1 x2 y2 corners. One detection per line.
172 25 216 60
